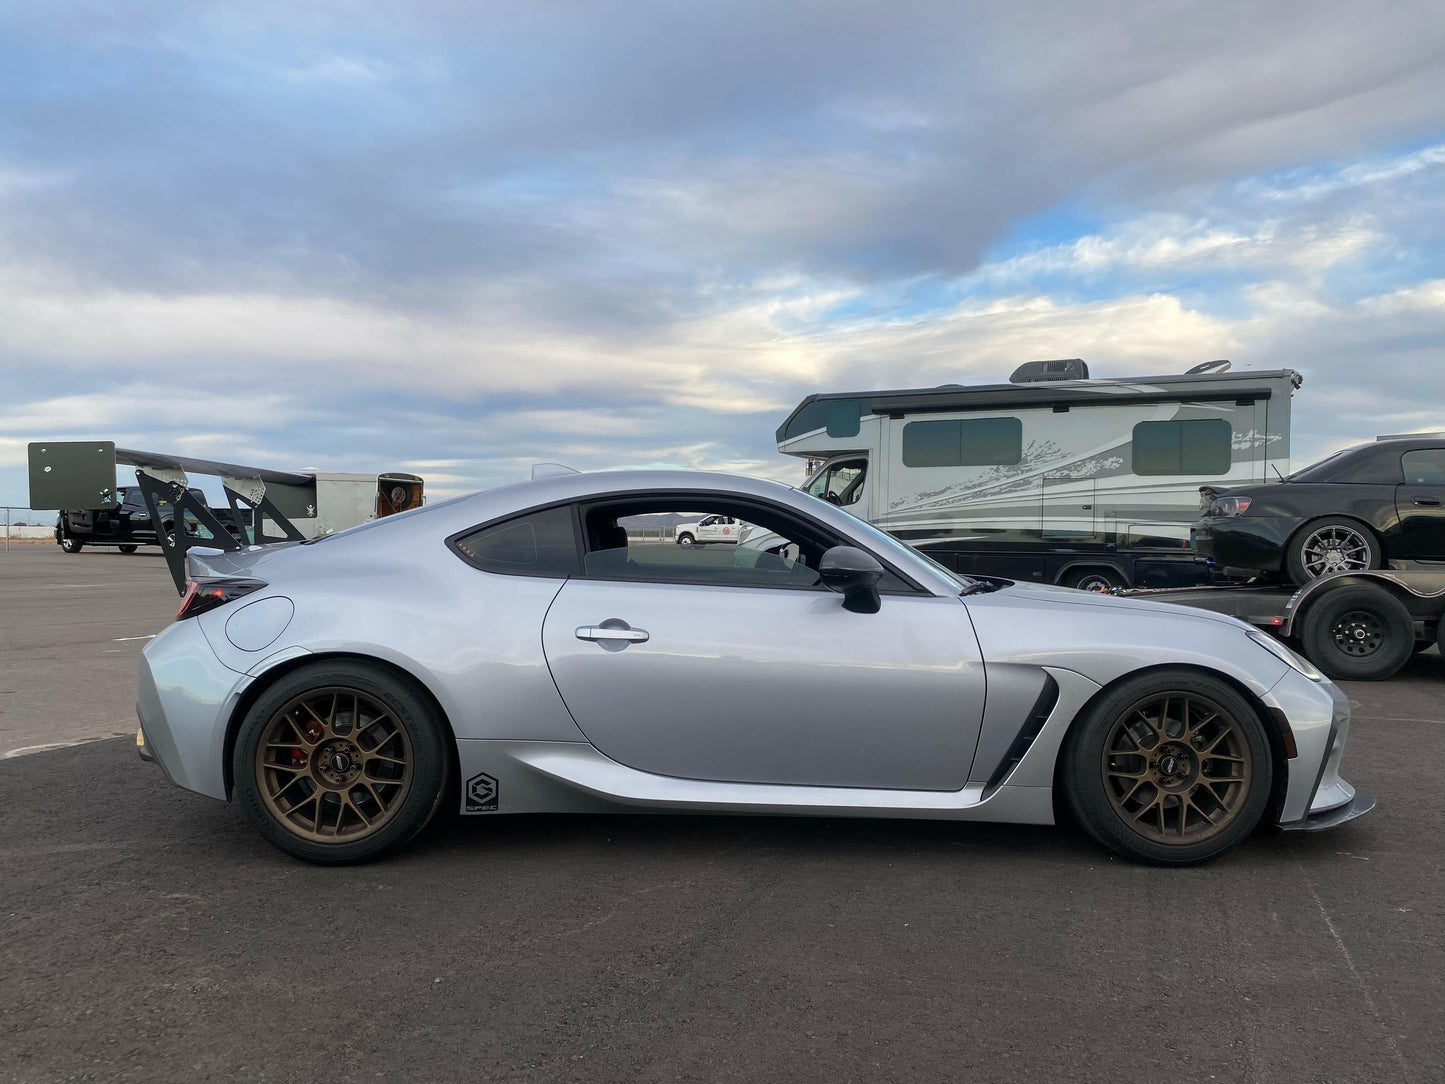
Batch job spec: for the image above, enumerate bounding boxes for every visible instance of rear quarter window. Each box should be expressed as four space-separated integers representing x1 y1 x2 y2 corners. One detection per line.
451 505 580 577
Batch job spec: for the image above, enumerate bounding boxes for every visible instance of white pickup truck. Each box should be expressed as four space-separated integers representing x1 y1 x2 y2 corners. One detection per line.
673 514 744 546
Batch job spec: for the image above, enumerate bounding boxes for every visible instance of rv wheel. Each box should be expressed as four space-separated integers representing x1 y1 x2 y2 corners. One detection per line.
1063 567 1124 592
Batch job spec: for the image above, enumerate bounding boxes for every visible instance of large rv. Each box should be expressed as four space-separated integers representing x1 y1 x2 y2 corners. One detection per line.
772 360 1301 589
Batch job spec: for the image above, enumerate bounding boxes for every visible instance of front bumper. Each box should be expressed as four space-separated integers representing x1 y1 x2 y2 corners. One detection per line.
1281 787 1376 832
1266 671 1365 828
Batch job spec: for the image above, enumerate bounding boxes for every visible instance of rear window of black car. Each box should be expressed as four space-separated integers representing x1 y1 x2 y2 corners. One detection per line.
451 506 580 577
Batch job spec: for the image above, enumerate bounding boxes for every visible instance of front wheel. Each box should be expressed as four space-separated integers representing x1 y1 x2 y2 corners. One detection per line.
233 661 452 864
59 537 83 553
118 544 138 554
676 533 695 547
1298 583 1413 681
1061 670 1273 865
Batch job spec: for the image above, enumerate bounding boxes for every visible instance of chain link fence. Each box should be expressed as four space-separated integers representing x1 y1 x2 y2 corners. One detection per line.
2 506 57 549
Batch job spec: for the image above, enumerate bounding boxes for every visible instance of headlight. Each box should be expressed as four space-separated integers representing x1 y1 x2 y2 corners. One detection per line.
1210 496 1252 516
1247 630 1323 681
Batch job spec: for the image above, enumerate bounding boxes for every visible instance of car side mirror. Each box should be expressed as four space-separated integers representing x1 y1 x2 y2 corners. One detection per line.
819 546 883 614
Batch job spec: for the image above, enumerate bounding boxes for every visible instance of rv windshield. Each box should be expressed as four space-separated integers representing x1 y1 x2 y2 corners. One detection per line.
795 490 976 594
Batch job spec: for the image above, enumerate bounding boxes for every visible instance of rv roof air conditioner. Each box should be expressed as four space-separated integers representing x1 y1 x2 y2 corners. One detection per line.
1009 359 1089 384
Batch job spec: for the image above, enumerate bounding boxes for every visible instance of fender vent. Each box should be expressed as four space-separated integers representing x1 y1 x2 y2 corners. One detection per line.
983 675 1060 797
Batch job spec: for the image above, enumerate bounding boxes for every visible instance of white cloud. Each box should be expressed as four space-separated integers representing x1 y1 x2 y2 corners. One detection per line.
1242 143 1445 202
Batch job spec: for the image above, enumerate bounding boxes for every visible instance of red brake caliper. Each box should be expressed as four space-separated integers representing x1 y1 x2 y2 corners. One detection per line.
292 719 323 766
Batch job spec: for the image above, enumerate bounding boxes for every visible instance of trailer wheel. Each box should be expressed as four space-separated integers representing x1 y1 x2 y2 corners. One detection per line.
1298 583 1414 681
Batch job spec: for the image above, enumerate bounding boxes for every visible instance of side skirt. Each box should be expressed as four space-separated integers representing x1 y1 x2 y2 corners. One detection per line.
454 666 1101 825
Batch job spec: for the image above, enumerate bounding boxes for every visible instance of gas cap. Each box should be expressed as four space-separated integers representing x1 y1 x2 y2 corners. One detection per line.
225 596 295 652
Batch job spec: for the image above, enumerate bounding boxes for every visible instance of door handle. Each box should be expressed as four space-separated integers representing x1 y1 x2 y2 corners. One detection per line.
1413 498 1441 507
575 624 650 644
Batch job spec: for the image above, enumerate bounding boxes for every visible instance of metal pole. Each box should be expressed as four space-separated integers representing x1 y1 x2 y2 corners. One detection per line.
5 506 10 552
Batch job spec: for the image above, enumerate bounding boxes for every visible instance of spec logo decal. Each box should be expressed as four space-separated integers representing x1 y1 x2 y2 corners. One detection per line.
465 772 499 813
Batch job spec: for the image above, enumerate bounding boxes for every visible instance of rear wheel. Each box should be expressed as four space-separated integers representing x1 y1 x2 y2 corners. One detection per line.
1061 670 1272 865
1286 518 1380 584
1298 583 1414 681
233 661 452 864
118 544 138 554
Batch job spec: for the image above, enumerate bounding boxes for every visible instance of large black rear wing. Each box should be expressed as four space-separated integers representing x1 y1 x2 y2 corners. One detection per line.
27 441 422 594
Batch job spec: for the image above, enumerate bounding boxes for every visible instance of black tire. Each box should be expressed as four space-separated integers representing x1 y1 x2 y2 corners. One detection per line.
1298 584 1414 681
233 661 453 864
59 536 83 553
1060 669 1273 865
1285 517 1381 585
1062 567 1124 592
676 533 695 547
118 544 139 554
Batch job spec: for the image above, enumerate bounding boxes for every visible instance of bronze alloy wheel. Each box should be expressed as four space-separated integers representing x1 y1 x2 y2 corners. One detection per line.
1100 692 1251 844
255 687 414 843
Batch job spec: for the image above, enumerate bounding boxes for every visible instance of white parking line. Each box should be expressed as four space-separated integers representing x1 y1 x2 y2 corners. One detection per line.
113 635 157 642
2 736 117 759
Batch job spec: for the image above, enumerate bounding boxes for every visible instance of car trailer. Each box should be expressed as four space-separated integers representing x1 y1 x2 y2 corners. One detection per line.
1120 571 1445 681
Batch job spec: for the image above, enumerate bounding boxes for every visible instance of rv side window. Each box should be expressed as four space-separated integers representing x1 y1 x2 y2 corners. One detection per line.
901 417 1022 468
1132 419 1233 476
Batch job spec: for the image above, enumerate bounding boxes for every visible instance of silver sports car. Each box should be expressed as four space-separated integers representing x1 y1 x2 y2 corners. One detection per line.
136 470 1372 866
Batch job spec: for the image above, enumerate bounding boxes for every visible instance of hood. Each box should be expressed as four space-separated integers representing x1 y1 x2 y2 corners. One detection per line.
989 579 1249 628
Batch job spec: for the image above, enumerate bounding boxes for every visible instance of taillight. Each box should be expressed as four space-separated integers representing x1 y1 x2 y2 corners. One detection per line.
1210 496 1252 517
176 578 267 620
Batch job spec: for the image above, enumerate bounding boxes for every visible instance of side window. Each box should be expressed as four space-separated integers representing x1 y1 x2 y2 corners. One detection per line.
1132 419 1232 476
1402 449 1445 485
807 460 867 506
901 417 1022 468
452 505 580 577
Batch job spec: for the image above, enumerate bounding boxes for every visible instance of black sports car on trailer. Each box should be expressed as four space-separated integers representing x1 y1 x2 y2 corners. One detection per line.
1194 437 1445 585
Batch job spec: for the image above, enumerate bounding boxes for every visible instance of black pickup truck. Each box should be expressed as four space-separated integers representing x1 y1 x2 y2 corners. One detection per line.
55 486 246 554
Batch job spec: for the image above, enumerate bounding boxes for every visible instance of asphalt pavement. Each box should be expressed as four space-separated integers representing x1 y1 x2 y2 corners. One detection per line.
0 545 1441 1083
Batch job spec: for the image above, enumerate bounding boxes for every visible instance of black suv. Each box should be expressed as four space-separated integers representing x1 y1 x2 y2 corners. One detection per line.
55 486 244 554
1194 437 1445 584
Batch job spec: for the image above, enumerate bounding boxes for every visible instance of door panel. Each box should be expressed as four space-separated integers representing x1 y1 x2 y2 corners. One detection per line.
1393 485 1445 558
542 579 986 791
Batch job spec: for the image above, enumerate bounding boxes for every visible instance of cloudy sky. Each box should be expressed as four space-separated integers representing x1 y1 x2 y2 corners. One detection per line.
1 0 1442 508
